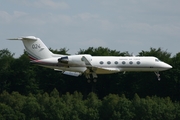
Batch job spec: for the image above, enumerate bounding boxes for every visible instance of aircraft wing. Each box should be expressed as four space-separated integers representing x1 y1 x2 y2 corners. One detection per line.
54 56 121 77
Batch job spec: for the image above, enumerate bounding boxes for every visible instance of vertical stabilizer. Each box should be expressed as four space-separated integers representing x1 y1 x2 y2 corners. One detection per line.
8 36 53 60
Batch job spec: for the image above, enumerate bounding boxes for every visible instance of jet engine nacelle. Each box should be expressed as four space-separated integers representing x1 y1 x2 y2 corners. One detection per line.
58 56 69 64
58 54 92 66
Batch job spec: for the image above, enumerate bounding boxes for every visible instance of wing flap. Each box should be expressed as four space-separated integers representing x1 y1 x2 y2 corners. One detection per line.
63 71 81 77
54 69 82 77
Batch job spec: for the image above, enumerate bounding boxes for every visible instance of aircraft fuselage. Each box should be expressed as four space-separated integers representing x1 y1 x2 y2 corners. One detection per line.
31 55 172 74
8 36 172 80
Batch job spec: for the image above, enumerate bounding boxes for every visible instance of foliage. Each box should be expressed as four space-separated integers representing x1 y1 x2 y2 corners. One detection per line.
0 91 179 120
0 47 179 119
49 48 69 55
78 47 129 56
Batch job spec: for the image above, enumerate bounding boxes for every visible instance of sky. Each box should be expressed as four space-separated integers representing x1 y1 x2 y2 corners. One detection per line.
1 0 180 57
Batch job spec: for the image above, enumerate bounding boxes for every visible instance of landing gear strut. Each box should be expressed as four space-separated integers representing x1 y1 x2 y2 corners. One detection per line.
85 73 98 93
86 73 98 83
154 72 161 81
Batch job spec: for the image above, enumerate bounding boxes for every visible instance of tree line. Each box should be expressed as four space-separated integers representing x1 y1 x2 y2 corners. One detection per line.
0 90 180 120
0 47 180 119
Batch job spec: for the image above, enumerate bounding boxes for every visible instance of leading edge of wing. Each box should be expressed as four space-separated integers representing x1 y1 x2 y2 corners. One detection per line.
94 67 120 73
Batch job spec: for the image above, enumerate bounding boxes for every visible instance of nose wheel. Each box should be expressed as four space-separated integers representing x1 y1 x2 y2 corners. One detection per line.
154 72 161 81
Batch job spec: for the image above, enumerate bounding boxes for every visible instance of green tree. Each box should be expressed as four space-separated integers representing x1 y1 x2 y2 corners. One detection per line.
78 46 128 56
168 52 180 100
49 48 69 55
139 48 171 62
63 92 87 120
10 53 40 95
99 94 120 120
22 94 40 120
0 49 14 92
0 91 25 119
112 94 134 120
0 103 18 120
84 92 101 120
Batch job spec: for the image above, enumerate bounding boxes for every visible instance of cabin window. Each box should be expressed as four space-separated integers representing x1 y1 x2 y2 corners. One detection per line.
107 61 111 65
137 61 140 65
100 61 104 64
122 61 126 64
114 61 118 64
129 61 133 64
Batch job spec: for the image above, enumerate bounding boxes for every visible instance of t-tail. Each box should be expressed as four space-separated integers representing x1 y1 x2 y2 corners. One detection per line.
8 36 55 61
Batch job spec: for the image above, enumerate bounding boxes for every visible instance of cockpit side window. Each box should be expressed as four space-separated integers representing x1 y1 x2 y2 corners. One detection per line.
155 59 159 62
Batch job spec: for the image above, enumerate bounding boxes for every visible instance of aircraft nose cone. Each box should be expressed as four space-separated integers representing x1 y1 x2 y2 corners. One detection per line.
158 62 172 71
167 64 172 69
165 64 172 69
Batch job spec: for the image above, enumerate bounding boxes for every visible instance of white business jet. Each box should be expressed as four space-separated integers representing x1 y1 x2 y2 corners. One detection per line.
8 36 172 81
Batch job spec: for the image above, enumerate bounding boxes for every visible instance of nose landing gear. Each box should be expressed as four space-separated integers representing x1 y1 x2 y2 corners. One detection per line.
154 71 161 81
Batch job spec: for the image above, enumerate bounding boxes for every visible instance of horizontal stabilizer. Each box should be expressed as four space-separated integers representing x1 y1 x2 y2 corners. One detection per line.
8 38 22 40
8 36 37 41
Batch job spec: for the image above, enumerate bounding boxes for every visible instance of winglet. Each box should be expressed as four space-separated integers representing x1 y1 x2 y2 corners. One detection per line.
81 56 92 66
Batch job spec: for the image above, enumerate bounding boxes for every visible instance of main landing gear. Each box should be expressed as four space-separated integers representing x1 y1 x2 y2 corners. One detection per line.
154 71 161 81
85 73 98 93
86 73 98 83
